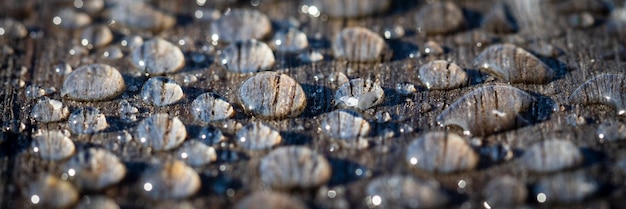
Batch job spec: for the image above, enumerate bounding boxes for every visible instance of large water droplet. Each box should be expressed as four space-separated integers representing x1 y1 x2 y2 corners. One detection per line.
135 113 187 151
474 44 556 84
68 107 108 134
259 146 331 189
533 172 598 204
415 1 465 35
333 27 386 62
75 196 119 209
597 120 626 142
569 74 626 115
270 28 309 53
191 92 235 123
406 131 479 173
61 63 126 101
30 97 69 123
53 8 92 29
483 176 527 207
198 126 225 146
481 2 518 33
236 122 281 150
366 175 449 208
239 72 307 119
63 148 126 190
321 109 370 140
80 25 113 49
418 60 468 90
140 160 200 199
141 77 184 107
235 191 307 209
0 18 27 38
31 130 75 160
131 38 185 75
28 175 79 208
119 99 139 123
175 140 217 167
520 139 582 173
335 78 384 110
436 84 535 136
210 8 272 43
105 1 175 32
220 39 275 73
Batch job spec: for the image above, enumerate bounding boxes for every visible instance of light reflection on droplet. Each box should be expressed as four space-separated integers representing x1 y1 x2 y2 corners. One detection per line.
143 183 153 191
371 195 382 206
31 195 40 204
68 168 76 177
537 193 547 203
53 17 62 25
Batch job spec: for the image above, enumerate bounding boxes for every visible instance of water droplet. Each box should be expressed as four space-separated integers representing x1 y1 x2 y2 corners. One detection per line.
74 0 104 14
235 191 307 209
569 74 626 115
335 78 384 110
135 113 187 151
194 8 221 21
191 92 235 123
236 122 281 150
0 18 27 38
120 35 143 51
61 63 126 101
259 146 331 189
394 82 417 96
483 176 527 207
555 0 611 14
131 38 185 75
63 148 126 190
140 160 200 199
101 46 124 59
210 8 272 43
220 39 275 73
175 140 217 167
406 131 479 173
68 107 108 134
141 77 184 107
436 84 535 136
28 175 79 208
418 60 468 90
328 72 349 88
118 99 139 123
382 25 405 40
423 40 444 56
474 44 556 84
321 109 370 140
298 50 324 63
520 139 582 173
54 62 73 76
302 0 391 18
25 84 47 99
366 175 449 209
53 8 92 29
31 130 75 160
270 28 309 53
75 196 119 209
481 2 518 33
239 72 307 119
80 25 113 49
597 120 626 142
198 126 225 146
415 1 465 35
567 12 595 29
30 97 70 123
533 172 598 203
105 1 175 32
333 27 386 62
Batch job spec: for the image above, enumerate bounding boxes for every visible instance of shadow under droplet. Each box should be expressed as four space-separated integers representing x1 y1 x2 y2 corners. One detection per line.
299 83 333 118
327 157 367 186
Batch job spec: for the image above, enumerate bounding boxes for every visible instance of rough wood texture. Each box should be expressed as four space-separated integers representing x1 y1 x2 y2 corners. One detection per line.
1 0 626 208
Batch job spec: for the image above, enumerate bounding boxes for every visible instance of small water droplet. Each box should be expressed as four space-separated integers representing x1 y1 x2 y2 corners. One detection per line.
239 72 307 119
28 175 79 208
415 1 465 35
298 50 324 63
54 62 73 76
237 122 281 150
175 140 217 167
335 78 384 110
61 63 126 101
210 8 271 43
140 160 200 199
0 18 27 38
68 107 108 134
131 38 185 75
120 35 143 51
481 2 518 33
191 92 234 123
270 28 309 53
105 1 175 32
394 82 417 96
321 109 370 140
25 84 46 99
63 148 126 190
101 46 123 59
53 8 92 29
31 97 70 123
198 126 225 146
220 39 275 73
406 131 479 173
418 60 468 90
75 196 119 209
31 130 75 160
597 120 626 142
118 99 139 123
135 113 187 151
80 25 113 49
259 146 331 189
333 27 386 62
141 77 184 107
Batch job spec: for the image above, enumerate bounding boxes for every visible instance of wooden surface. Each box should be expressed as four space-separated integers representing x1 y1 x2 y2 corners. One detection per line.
1 0 626 208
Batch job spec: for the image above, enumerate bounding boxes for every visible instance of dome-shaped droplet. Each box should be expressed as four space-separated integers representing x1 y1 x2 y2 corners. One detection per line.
198 126 225 146
220 39 275 73
191 92 235 122
481 2 518 33
415 1 465 35
436 84 535 136
239 72 307 119
235 191 307 209
30 97 70 123
53 8 91 29
25 84 46 99
141 77 184 107
333 27 386 62
418 60 468 90
567 12 595 29
135 113 187 151
520 139 582 173
120 35 143 51
406 131 479 173
597 120 626 142
68 107 108 135
298 50 324 63
303 0 391 18
80 25 113 49
105 1 175 32
366 175 449 209
31 130 75 160
28 175 79 208
474 44 556 84
61 63 126 101
0 18 27 38
210 9 271 43
237 122 281 150
75 196 120 209
131 38 185 75
259 146 331 189
321 109 370 139
270 28 309 53
63 148 126 190
140 160 200 199
175 140 217 167
569 74 626 115
483 176 527 207
395 82 417 96
335 78 384 110
533 172 598 204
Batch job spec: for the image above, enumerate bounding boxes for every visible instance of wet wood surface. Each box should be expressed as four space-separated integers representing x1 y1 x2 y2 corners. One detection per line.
1 0 626 208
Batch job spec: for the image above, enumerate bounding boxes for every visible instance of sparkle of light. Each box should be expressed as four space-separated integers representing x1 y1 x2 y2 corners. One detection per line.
143 183 153 191
410 157 418 165
371 195 382 206
68 168 76 177
30 195 40 204
537 193 547 203
53 17 62 25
